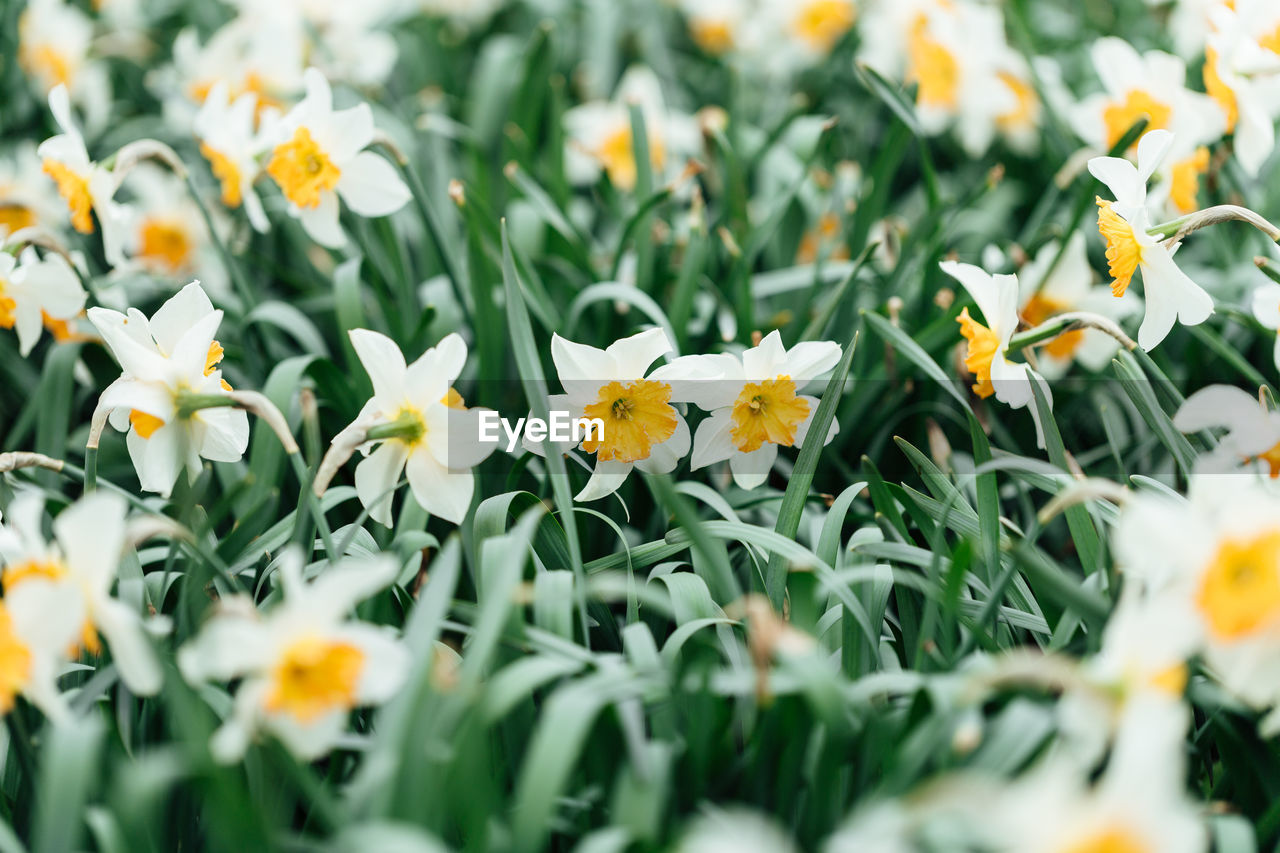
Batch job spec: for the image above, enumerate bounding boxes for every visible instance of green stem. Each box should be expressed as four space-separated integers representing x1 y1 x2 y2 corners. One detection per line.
183 174 257 312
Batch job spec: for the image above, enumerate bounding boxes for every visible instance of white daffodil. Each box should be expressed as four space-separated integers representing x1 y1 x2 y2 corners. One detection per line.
0 579 82 723
0 143 68 237
120 164 227 291
563 67 701 192
539 328 711 502
1088 129 1214 350
178 548 409 763
858 0 1033 157
1204 0 1280 177
1115 475 1280 724
0 247 85 357
684 331 841 490
679 0 748 57
734 0 857 73
1252 282 1280 373
37 85 129 267
1146 0 1228 59
1174 384 1280 477
940 260 1050 444
345 329 496 526
194 80 271 232
1070 38 1225 167
88 282 249 498
0 492 162 698
18 0 110 133
1016 232 1140 377
263 68 410 248
676 809 800 853
993 697 1206 853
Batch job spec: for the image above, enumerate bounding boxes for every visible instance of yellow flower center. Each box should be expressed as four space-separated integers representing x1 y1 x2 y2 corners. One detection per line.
0 280 14 330
200 143 243 209
0 606 32 715
1169 147 1211 215
690 19 735 54
265 635 365 723
190 72 282 121
580 378 677 464
729 376 811 453
3 558 67 590
139 217 193 273
206 338 233 391
1148 662 1188 696
442 387 466 409
1102 89 1172 150
792 0 855 53
129 409 166 439
996 71 1038 131
796 212 850 264
1022 294 1084 360
906 13 959 109
0 204 36 234
17 11 74 92
596 126 667 193
43 159 93 234
956 307 998 399
1204 47 1238 134
1252 440 1280 479
1095 198 1143 298
1061 826 1151 853
43 311 85 343
266 127 341 209
1259 24 1280 56
393 404 428 448
1198 529 1280 640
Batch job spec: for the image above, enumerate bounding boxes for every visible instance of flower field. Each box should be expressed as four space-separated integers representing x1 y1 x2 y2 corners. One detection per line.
3 0 1280 850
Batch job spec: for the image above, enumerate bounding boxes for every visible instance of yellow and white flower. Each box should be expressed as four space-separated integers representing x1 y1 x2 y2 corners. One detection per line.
940 260 1050 443
37 85 129 267
0 143 68 238
0 247 85 357
263 68 411 248
178 548 409 762
1070 38 1224 216
1115 475 1280 724
0 492 162 698
994 697 1206 853
741 0 858 72
540 328 708 501
685 331 841 490
194 81 271 232
1251 281 1280 374
859 0 1035 156
346 329 497 526
1089 129 1214 350
18 0 110 132
1203 1 1280 177
119 164 227 289
563 67 700 192
679 0 748 57
1016 232 1140 377
88 282 249 498
1174 384 1280 477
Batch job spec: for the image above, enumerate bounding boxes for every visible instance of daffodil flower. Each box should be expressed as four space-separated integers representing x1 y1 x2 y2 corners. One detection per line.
684 331 841 490
940 260 1051 445
37 85 129 266
121 164 228 288
345 329 497 526
1016 232 1140 377
194 80 270 232
538 328 710 502
563 67 699 192
1088 129 1214 351
0 247 85 357
1252 282 1280 374
995 697 1206 853
1173 384 1280 477
1116 476 1280 726
88 282 249 498
1204 2 1280 178
18 0 110 132
0 492 162 698
178 548 409 763
263 68 410 248
0 143 67 237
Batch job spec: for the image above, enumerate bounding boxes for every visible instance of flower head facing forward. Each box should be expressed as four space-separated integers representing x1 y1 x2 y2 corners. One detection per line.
1088 129 1213 351
0 247 85 357
345 329 496 526
264 68 410 248
88 282 249 498
540 328 713 501
178 549 408 762
679 331 841 490
0 492 162 698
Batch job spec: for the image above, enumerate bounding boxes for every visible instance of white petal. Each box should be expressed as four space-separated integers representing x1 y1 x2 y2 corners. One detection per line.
742 330 788 379
95 597 162 696
151 282 215 356
349 329 407 411
354 441 409 526
127 423 185 498
574 460 632 502
634 413 690 474
1137 249 1213 351
53 492 126 594
405 448 474 524
780 340 842 387
298 191 346 248
690 409 737 469
729 444 777 490
196 406 250 463
336 151 411 218
606 327 673 379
